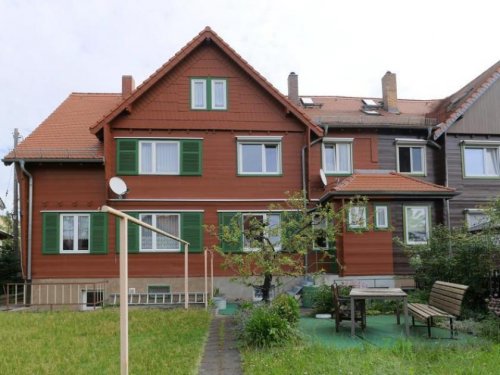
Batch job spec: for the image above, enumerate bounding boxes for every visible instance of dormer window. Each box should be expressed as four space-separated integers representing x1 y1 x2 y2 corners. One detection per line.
191 78 227 110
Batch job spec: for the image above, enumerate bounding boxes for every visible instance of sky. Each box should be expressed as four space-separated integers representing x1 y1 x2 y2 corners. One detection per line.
0 0 498 212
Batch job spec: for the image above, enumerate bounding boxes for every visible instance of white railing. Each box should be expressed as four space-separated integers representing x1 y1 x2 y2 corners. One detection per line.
109 292 206 305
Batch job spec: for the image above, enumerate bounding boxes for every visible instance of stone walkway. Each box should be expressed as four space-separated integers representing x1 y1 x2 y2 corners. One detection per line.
198 315 243 375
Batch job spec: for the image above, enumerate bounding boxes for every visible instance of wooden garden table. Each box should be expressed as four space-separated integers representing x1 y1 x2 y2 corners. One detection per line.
349 288 410 337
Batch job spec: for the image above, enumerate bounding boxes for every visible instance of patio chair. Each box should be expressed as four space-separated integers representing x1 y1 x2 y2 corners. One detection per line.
331 283 366 332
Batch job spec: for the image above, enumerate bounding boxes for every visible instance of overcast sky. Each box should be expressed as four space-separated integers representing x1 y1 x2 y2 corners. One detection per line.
0 0 498 212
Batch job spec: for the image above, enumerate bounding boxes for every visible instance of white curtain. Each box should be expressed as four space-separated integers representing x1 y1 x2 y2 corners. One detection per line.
193 81 205 108
213 81 225 108
324 145 335 172
485 148 500 176
338 143 350 172
156 142 178 173
141 142 153 173
78 216 89 250
62 216 74 250
141 215 153 250
156 214 179 250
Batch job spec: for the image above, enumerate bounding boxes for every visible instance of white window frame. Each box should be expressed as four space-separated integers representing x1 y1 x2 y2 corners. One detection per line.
242 213 281 252
211 79 227 110
404 205 430 245
348 206 367 229
312 214 330 250
374 205 389 229
139 213 181 252
139 140 180 175
322 138 353 175
191 79 207 110
396 139 426 175
462 141 500 178
60 214 90 253
237 137 282 175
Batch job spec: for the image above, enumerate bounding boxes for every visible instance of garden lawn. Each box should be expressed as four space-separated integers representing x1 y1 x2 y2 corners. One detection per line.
0 308 211 375
242 342 500 375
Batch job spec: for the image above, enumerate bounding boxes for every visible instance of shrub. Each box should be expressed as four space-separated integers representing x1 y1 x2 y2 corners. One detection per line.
312 284 333 314
272 294 300 326
240 305 297 348
478 313 500 343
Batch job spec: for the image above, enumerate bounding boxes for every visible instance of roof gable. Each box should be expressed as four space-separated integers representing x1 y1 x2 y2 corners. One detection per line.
91 27 323 137
432 60 500 140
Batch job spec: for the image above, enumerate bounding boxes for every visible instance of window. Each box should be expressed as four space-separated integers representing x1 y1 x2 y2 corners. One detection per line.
191 78 227 110
374 205 389 229
463 144 500 177
348 206 367 229
312 214 329 250
237 137 282 175
116 139 202 176
42 212 108 255
404 206 430 245
322 138 353 175
397 145 425 175
140 141 179 174
242 213 281 251
81 290 104 310
465 209 490 231
140 213 180 252
61 214 90 252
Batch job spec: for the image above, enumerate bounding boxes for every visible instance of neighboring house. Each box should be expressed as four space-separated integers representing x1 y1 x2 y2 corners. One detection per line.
2 27 499 303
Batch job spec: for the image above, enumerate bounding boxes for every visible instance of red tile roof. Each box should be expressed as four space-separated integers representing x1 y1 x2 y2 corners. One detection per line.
3 93 121 162
324 172 456 196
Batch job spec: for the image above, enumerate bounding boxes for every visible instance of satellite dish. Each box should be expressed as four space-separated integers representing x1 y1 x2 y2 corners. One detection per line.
109 177 128 198
320 169 327 187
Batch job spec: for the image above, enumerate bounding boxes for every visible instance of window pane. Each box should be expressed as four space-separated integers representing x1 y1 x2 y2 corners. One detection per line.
78 216 89 250
324 145 336 172
464 148 484 176
338 144 350 172
406 207 428 244
156 143 179 174
241 144 263 173
243 214 264 248
411 147 423 173
213 80 226 108
376 207 388 228
398 147 411 172
349 206 366 228
156 214 179 250
141 142 153 173
265 145 278 173
485 148 500 176
63 216 74 250
193 81 205 108
268 214 281 248
141 215 153 250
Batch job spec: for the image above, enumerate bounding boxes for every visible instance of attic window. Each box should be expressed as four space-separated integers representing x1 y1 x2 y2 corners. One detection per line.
361 98 381 115
362 99 380 107
300 97 323 108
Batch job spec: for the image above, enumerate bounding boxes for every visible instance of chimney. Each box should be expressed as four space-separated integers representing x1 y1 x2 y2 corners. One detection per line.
122 75 135 98
382 71 399 114
287 72 299 105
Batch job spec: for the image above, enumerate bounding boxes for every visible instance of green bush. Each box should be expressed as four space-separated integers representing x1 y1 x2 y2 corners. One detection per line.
240 305 297 348
312 284 333 314
272 294 300 326
478 314 500 343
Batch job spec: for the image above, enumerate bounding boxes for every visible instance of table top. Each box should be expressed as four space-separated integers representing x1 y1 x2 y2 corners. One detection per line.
349 288 407 298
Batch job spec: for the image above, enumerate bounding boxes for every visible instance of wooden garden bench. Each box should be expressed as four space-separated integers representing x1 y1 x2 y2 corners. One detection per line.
408 281 469 338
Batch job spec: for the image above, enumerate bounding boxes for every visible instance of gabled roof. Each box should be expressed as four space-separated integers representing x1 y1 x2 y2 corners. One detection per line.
90 27 323 137
3 93 121 163
432 60 500 140
320 172 456 201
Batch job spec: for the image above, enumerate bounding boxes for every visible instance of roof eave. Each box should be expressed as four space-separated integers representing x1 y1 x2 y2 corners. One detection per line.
319 190 458 203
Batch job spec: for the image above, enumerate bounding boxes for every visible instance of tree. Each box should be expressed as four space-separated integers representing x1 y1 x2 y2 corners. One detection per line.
206 192 366 302
0 215 21 289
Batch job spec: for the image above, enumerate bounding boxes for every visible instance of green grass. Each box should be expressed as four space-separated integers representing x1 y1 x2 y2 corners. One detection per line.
242 342 500 375
0 308 211 375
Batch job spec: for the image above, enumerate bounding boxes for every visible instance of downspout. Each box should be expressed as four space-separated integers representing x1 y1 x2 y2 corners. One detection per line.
19 160 33 281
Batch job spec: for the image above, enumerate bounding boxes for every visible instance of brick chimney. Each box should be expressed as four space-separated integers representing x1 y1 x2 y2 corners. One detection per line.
287 72 299 105
382 71 399 114
122 75 135 98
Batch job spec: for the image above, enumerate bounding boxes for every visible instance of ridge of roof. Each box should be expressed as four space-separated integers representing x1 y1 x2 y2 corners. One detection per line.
433 60 500 140
302 95 441 103
90 27 323 137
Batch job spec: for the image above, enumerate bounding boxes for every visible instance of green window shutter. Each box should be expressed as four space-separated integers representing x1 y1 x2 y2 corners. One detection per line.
218 212 242 253
90 213 108 254
42 212 60 254
181 212 203 253
127 212 140 253
117 139 138 175
180 140 202 176
115 213 140 253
